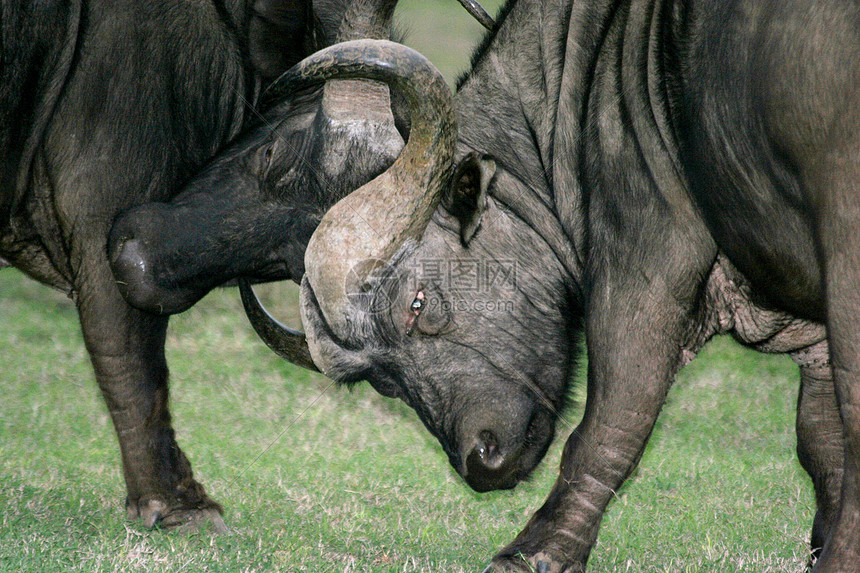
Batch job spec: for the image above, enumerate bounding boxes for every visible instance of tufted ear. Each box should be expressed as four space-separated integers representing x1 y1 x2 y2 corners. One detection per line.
248 0 311 82
442 152 496 247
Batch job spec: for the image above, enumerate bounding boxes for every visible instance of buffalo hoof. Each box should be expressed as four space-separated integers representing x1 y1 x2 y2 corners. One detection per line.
127 497 229 535
482 553 585 573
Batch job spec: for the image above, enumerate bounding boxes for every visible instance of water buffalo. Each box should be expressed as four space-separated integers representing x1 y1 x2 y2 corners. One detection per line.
1 0 490 532
240 0 860 571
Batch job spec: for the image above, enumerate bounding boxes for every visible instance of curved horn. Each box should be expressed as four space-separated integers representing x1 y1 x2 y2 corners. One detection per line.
456 0 496 30
241 2 404 372
268 39 456 341
239 279 320 372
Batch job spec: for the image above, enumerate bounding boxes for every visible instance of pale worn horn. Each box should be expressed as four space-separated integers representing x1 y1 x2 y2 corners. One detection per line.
279 39 456 341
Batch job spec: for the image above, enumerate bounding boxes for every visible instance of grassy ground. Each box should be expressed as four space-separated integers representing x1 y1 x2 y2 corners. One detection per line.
0 270 815 573
1 1 815 572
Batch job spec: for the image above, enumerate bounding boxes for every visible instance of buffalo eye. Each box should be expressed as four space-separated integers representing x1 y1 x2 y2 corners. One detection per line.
264 142 277 168
259 140 278 180
406 291 425 336
404 288 453 337
411 296 424 313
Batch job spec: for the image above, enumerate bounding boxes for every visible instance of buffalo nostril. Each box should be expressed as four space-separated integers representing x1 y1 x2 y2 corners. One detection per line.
462 429 524 492
475 430 503 470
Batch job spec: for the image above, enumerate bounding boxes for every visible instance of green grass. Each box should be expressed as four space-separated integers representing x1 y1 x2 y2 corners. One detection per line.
0 267 817 573
0 1 815 571
397 0 500 85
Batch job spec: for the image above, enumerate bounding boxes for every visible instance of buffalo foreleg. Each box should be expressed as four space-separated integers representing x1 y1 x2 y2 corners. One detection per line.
75 262 226 533
488 261 707 572
767 18 860 570
793 342 844 564
812 198 860 571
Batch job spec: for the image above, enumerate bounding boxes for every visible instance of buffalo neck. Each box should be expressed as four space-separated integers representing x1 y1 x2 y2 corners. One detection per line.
454 0 688 300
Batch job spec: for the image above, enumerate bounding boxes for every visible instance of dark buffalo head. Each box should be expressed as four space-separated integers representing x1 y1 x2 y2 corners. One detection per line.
243 40 579 492
107 0 408 319
108 78 403 315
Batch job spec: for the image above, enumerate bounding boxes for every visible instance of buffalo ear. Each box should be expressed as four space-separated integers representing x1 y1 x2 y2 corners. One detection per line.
442 152 496 247
249 0 311 82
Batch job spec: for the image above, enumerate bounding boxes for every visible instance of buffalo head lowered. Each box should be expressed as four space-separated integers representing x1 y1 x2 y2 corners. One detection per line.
240 38 578 492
